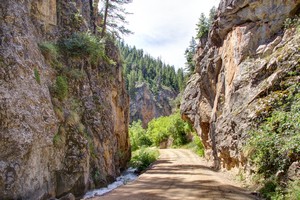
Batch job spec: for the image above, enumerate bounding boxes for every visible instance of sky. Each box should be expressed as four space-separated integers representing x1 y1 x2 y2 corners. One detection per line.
123 0 220 70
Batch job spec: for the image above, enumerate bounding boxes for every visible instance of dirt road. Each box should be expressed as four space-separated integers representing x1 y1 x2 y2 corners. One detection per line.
91 149 256 200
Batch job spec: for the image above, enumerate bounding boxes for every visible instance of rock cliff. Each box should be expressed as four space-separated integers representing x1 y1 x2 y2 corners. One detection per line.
181 0 300 169
0 0 130 199
130 83 177 127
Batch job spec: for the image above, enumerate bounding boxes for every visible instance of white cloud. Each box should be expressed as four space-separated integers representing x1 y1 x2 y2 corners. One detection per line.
123 0 220 69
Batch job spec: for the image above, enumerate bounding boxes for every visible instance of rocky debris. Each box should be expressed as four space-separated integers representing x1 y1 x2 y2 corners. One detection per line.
181 0 300 169
130 83 177 127
0 0 130 199
288 162 300 181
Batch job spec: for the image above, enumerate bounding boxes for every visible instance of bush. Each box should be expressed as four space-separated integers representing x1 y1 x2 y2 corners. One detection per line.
58 32 105 65
186 132 205 157
38 42 58 61
146 112 189 147
130 147 159 172
129 120 152 151
287 180 300 200
55 76 68 101
247 91 300 177
284 15 300 30
246 84 300 199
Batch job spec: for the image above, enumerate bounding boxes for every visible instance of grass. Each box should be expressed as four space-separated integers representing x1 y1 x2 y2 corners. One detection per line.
34 68 41 84
54 76 68 101
183 132 205 157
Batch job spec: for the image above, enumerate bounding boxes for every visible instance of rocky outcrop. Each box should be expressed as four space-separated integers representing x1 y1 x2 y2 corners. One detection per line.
0 0 130 199
130 83 177 127
181 0 300 169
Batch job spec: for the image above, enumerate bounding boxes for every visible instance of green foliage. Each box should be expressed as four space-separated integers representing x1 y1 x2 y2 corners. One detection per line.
130 147 159 172
259 178 284 200
54 76 68 101
247 91 300 177
185 132 205 157
147 112 189 147
287 180 300 200
38 41 58 61
196 13 210 39
246 84 300 199
58 32 106 65
284 15 300 30
129 120 152 151
34 68 41 84
184 37 197 75
53 133 63 147
195 7 216 40
100 0 133 38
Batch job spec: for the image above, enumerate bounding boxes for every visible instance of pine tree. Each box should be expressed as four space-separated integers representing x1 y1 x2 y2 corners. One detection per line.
196 13 209 40
184 37 197 75
100 0 133 38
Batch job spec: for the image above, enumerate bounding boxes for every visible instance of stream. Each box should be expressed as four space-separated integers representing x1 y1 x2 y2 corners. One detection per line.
83 168 138 199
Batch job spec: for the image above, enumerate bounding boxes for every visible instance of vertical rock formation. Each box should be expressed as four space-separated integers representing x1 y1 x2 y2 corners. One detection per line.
0 0 130 199
130 83 177 127
181 0 300 169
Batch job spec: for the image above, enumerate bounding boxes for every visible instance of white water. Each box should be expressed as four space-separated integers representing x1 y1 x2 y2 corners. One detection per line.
82 168 138 199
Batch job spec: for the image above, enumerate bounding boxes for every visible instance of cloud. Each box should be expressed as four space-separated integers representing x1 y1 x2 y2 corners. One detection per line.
123 0 220 69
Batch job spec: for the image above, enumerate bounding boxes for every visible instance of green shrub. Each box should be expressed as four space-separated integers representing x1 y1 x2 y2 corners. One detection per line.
284 15 300 30
247 92 300 177
58 32 105 65
146 112 189 147
130 147 159 172
129 120 152 151
287 180 300 200
34 68 41 84
55 76 68 101
247 84 300 199
184 132 205 157
38 42 58 61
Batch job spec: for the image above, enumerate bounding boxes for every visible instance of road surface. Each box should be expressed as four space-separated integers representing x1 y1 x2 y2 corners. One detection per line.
91 149 256 200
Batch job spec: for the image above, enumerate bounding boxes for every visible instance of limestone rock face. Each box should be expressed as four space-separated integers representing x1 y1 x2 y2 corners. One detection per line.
130 83 177 127
0 0 130 199
181 0 300 169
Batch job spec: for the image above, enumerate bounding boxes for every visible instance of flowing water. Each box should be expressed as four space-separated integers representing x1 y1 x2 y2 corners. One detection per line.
83 168 138 199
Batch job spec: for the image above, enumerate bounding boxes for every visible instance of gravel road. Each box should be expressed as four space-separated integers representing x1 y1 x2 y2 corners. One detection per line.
91 149 257 200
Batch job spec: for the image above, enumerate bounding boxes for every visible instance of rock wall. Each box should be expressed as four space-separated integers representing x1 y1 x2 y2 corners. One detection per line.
130 83 177 127
181 0 300 169
0 0 130 199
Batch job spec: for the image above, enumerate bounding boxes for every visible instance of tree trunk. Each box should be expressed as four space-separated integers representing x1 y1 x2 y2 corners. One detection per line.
101 0 109 37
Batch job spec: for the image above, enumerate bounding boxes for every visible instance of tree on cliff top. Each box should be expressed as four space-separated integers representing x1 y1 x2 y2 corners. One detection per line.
100 0 133 38
195 6 216 40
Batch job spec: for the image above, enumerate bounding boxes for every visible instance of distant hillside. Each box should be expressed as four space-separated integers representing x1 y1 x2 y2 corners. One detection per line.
119 42 184 125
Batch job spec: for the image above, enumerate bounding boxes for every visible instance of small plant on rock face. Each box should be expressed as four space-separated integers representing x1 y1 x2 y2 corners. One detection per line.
246 84 300 199
38 42 58 61
55 76 68 101
284 15 300 30
58 32 106 65
34 68 41 84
